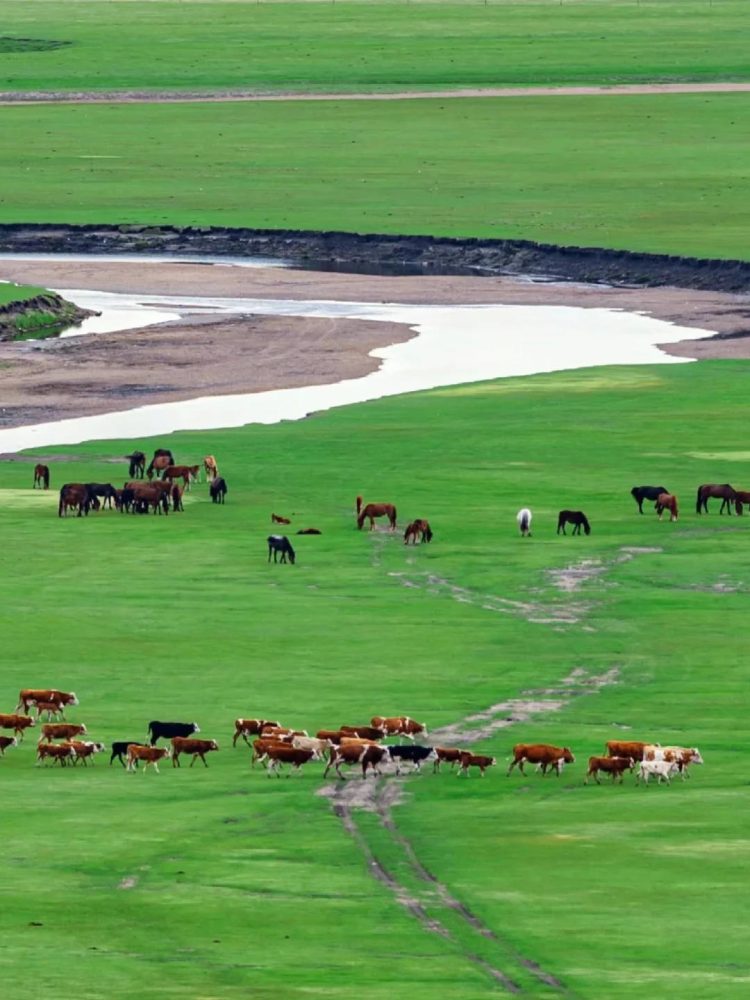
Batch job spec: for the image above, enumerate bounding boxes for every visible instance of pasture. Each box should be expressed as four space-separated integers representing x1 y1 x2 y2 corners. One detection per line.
2 359 749 998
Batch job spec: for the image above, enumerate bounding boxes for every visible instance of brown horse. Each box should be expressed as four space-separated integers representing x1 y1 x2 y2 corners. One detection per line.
58 484 91 518
271 513 291 524
146 449 174 479
356 495 363 515
696 483 736 515
162 465 200 491
656 493 678 521
404 519 433 544
357 503 397 531
33 464 49 490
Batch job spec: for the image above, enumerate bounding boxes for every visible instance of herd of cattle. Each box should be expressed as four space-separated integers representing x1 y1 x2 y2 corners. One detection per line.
0 688 704 786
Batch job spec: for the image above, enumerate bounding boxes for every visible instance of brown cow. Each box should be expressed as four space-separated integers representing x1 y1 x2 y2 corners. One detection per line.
34 700 65 721
251 737 292 768
126 745 170 773
0 714 36 740
605 740 648 761
260 726 307 740
507 743 575 777
339 725 385 741
584 756 635 785
315 730 347 745
64 741 105 766
40 723 87 743
171 737 219 767
458 752 497 777
265 744 319 777
324 743 389 780
370 716 426 741
162 465 200 491
36 743 76 767
432 746 467 772
232 718 282 747
0 735 18 755
17 688 78 715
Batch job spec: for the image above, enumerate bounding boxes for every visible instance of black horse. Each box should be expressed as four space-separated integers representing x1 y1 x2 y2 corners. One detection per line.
268 535 296 564
85 483 118 510
126 451 146 479
630 485 668 514
557 510 591 536
210 477 227 504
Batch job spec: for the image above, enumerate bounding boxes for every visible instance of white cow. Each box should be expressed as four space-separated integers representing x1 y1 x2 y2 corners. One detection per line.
637 759 679 784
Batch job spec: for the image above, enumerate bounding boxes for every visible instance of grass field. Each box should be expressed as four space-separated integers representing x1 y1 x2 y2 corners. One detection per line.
0 281 45 306
3 1 749 92
2 359 750 998
1 92 749 258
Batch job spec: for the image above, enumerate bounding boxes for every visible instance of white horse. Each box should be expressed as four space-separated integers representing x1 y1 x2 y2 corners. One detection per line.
517 508 532 537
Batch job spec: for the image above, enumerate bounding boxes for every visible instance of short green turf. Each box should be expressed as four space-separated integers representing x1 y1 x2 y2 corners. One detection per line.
1 359 749 998
0 281 45 306
2 1 749 92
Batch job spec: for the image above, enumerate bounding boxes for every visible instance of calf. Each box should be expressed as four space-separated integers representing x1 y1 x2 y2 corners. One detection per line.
385 745 437 775
0 735 18 756
371 716 427 741
432 746 467 772
148 720 200 746
36 743 77 767
339 725 385 742
127 745 171 773
265 744 319 777
508 743 574 777
0 713 36 741
34 700 65 721
584 756 635 785
110 741 147 767
40 722 86 743
171 737 219 767
458 752 497 777
291 736 330 756
65 741 105 766
637 759 679 785
324 743 389 781
17 689 78 714
232 718 281 747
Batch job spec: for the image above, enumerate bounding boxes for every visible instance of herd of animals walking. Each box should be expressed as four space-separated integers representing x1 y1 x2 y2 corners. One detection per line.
0 687 704 786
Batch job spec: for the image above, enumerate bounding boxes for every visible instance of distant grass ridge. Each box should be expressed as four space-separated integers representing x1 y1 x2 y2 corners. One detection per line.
0 282 93 339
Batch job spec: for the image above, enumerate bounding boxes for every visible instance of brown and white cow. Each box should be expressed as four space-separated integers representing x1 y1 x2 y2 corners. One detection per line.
584 756 635 785
432 746 468 772
643 745 704 779
36 743 77 767
17 689 78 715
171 737 219 767
0 735 18 755
0 714 36 740
251 738 292 768
64 741 105 766
371 716 427 741
605 740 648 761
508 743 575 777
126 745 171 773
40 723 87 743
260 726 307 740
232 718 282 747
33 700 65 721
458 752 496 777
264 744 319 777
315 730 347 745
339 725 385 742
324 743 389 780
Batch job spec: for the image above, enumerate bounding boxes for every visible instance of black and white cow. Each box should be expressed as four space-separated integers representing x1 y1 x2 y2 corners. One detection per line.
385 745 437 775
110 740 148 767
147 721 200 746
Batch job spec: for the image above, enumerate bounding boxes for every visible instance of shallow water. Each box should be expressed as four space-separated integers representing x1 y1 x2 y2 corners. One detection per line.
0 286 713 455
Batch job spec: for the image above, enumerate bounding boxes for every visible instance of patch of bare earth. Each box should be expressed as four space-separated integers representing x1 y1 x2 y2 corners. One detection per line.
547 546 662 593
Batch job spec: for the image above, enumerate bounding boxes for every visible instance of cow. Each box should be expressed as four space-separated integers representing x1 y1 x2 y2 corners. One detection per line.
605 740 648 762
0 714 36 740
36 743 77 767
339 725 386 741
58 483 91 517
40 722 87 743
110 741 147 767
339 737 381 747
0 735 18 755
33 700 65 721
210 477 227 504
232 718 282 748
148 721 200 746
637 759 680 785
171 737 219 767
643 744 704 778
127 745 171 773
17 688 78 715
260 726 307 740
251 738 292 768
315 730 347 745
370 716 427 741
324 743 389 780
458 753 497 777
432 746 467 772
162 465 200 491
385 745 437 775
584 756 635 785
291 736 331 756
265 744 319 777
507 743 575 777
65 741 105 766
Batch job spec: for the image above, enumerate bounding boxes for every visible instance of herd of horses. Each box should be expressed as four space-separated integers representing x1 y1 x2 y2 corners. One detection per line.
632 483 750 517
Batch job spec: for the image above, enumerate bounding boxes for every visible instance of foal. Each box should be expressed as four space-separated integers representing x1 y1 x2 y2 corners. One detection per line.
516 508 532 537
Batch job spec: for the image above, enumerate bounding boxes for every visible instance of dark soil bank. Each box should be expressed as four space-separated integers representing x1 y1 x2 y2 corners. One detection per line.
2 224 750 293
0 291 94 341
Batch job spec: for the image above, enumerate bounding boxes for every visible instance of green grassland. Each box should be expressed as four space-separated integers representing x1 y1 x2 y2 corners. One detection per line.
0 281 45 305
1 92 749 258
2 359 750 998
2 1 749 92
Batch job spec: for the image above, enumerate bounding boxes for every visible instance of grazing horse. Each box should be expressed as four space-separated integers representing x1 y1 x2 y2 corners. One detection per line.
734 491 750 515
33 464 50 490
203 455 218 482
171 484 185 512
631 485 668 514
357 503 397 531
210 477 227 504
271 513 290 524
126 451 146 479
162 465 200 491
696 483 736 515
146 449 174 479
557 510 591 536
297 528 321 535
656 493 679 521
58 484 91 518
404 519 433 544
517 508 532 537
268 535 296 564
85 483 117 510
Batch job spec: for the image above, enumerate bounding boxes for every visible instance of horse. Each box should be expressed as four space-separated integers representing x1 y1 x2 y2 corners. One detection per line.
631 485 668 514
404 519 432 544
734 491 750 515
58 484 91 518
204 455 218 482
557 510 591 536
268 535 296 564
33 464 49 490
297 528 321 535
696 483 736 515
171 484 185 512
210 477 227 504
162 465 200 491
357 503 397 531
517 508 532 537
126 451 146 479
656 493 679 521
85 483 117 510
271 513 290 524
356 495 363 515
